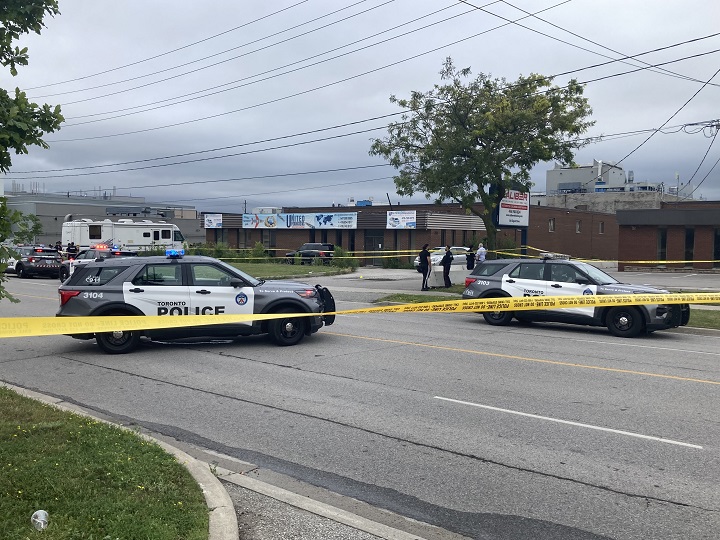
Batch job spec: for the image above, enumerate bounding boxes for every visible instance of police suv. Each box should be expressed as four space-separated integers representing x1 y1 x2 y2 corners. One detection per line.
57 250 336 354
462 253 689 337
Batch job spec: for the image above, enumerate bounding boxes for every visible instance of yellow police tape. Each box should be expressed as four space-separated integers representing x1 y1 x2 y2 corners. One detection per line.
0 292 718 339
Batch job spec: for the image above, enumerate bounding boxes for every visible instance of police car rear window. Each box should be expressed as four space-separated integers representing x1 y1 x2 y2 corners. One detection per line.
471 261 509 276
76 266 124 286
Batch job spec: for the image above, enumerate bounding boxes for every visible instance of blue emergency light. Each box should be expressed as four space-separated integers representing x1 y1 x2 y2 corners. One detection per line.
166 248 184 258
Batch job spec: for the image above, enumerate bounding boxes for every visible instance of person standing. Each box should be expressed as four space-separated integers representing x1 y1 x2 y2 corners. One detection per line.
465 244 475 270
418 243 431 291
475 242 487 265
441 245 454 288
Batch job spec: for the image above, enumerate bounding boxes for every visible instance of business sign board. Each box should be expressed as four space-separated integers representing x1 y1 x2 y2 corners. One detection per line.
242 212 357 229
203 214 223 228
386 210 416 229
498 190 529 227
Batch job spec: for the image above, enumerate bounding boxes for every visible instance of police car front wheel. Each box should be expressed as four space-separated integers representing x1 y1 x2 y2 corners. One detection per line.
606 306 644 338
269 308 305 346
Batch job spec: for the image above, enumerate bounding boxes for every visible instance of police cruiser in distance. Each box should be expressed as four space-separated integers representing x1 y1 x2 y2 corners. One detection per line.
462 253 689 337
57 249 335 353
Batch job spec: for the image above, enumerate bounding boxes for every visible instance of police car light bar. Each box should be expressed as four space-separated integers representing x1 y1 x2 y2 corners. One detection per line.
166 248 185 258
540 252 570 260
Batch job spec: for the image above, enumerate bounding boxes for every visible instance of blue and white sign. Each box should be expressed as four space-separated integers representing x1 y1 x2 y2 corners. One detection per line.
203 214 223 228
386 210 416 229
242 212 357 229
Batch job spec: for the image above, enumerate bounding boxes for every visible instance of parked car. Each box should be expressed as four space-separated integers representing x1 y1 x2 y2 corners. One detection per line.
56 250 336 354
285 243 335 265
461 253 689 337
59 244 138 282
413 246 470 268
9 246 63 279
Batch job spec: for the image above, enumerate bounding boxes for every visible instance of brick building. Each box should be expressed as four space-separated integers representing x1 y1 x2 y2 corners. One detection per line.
617 201 720 270
202 202 618 264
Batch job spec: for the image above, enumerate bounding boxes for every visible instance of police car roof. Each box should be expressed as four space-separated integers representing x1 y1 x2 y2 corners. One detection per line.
81 254 219 266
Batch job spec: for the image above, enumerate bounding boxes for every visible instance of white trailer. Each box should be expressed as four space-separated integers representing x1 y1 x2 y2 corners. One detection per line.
61 219 185 252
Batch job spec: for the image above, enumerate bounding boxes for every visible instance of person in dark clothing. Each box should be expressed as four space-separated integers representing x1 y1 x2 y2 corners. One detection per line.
418 243 431 291
66 242 78 259
440 245 453 288
465 244 475 270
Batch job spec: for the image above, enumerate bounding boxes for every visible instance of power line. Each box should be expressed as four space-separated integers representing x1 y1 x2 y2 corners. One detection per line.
32 0 397 102
496 0 719 88
23 0 313 90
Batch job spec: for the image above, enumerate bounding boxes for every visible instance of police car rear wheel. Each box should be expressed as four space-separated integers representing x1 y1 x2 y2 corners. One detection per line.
16 265 28 279
482 303 514 325
95 313 142 354
606 306 644 338
269 308 305 346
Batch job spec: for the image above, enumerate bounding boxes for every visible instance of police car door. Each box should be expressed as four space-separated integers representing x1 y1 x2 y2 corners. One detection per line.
188 263 255 325
123 262 190 316
547 263 596 318
503 263 547 299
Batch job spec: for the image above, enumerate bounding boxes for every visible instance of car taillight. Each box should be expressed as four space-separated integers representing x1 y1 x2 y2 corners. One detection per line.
465 277 477 287
59 290 81 306
27 257 36 263
294 289 318 299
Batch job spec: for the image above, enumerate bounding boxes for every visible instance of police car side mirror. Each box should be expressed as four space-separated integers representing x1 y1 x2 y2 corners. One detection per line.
576 278 590 285
230 278 244 288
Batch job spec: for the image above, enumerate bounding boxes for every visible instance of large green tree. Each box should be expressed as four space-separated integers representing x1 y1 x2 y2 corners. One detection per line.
370 58 594 252
0 0 64 302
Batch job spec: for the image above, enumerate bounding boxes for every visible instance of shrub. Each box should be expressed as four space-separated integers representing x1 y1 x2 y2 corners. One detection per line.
332 246 359 269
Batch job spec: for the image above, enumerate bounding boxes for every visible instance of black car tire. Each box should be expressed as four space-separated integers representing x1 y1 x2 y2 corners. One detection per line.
606 306 644 338
59 267 69 282
269 308 305 346
483 310 514 326
16 265 29 279
95 313 142 354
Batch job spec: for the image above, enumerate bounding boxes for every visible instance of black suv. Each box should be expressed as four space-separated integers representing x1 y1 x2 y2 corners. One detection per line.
57 251 335 354
12 246 63 279
461 254 689 337
285 243 335 264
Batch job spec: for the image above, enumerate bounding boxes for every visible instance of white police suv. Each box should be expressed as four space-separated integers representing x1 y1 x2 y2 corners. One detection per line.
57 250 335 353
462 253 689 337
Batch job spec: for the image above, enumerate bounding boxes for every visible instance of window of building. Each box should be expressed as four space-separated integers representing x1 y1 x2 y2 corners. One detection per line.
714 229 720 268
576 220 582 233
599 221 605 234
658 228 667 261
685 228 694 264
548 218 555 232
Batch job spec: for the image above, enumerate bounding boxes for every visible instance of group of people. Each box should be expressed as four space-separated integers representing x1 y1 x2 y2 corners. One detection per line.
417 242 486 291
52 241 78 258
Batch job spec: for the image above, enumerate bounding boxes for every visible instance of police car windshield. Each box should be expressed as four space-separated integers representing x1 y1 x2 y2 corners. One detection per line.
573 262 619 285
216 259 262 286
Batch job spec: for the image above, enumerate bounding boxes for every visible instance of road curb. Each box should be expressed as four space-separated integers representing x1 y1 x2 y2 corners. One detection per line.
218 467 428 540
2 383 239 540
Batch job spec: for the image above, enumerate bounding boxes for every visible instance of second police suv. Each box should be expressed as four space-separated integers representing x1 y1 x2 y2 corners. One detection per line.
57 249 336 354
462 253 689 337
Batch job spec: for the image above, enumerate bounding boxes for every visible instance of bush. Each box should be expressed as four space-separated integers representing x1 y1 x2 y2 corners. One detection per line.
332 246 359 269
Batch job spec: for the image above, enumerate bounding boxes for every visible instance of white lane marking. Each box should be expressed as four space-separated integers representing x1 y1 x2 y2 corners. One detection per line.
434 396 703 449
552 337 720 357
671 274 698 278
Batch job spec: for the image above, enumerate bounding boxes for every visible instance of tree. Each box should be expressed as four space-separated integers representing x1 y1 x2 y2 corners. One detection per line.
0 0 64 302
369 58 594 253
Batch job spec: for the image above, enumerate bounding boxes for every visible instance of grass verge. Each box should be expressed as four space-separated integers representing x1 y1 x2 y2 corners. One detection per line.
0 387 208 540
224 261 352 279
375 292 720 330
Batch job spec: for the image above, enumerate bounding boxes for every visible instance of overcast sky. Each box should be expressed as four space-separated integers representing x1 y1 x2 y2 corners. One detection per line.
3 0 720 212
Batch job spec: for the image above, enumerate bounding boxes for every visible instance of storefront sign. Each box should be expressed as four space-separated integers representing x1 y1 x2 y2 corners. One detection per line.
386 210 416 229
242 212 357 229
203 214 223 228
498 190 529 227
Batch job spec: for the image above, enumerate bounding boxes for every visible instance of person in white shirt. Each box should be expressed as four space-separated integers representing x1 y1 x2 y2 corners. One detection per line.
475 243 487 264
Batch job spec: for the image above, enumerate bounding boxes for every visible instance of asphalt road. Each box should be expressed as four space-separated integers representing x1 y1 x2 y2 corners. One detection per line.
0 269 718 540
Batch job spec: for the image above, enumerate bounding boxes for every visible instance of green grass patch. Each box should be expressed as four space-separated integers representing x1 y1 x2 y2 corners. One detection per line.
0 387 208 540
688 309 720 330
224 261 352 279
